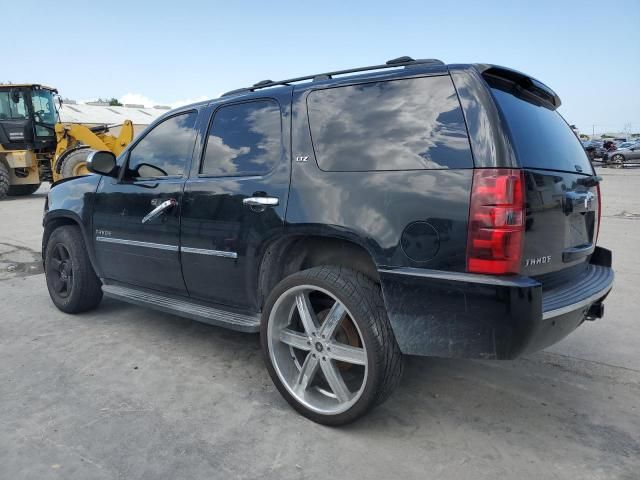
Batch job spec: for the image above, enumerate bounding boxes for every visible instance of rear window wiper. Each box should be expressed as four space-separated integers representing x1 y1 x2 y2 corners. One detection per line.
577 175 602 188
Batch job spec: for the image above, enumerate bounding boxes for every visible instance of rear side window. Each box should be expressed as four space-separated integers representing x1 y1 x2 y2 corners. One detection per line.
490 88 593 174
306 76 473 171
201 99 282 177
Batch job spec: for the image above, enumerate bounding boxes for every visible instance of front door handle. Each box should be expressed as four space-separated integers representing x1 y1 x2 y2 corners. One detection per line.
142 198 178 224
243 196 279 209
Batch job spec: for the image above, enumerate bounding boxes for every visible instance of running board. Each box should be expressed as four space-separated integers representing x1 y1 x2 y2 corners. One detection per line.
102 284 261 333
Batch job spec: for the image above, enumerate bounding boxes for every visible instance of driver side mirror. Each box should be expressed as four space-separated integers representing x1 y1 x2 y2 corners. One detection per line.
86 150 118 177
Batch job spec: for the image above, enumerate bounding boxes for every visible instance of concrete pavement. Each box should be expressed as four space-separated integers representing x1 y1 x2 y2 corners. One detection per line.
0 170 638 479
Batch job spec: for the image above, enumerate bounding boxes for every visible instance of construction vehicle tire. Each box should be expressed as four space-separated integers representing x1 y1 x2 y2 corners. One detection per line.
0 162 10 200
61 149 93 179
8 183 41 196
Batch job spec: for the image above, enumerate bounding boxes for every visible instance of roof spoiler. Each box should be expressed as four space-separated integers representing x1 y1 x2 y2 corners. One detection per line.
475 64 561 110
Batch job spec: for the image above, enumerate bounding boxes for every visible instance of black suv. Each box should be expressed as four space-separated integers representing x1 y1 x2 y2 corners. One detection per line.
42 57 614 425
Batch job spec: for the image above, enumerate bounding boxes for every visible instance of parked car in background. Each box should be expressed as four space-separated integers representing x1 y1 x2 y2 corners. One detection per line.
603 144 640 167
583 140 606 160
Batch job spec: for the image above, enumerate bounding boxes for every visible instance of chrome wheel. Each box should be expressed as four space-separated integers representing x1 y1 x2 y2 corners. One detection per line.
267 285 368 415
612 154 625 168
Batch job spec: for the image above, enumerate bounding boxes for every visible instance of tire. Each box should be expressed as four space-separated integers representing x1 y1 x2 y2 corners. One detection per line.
61 148 92 179
611 154 625 169
261 266 403 425
7 183 41 196
44 225 103 313
0 162 9 200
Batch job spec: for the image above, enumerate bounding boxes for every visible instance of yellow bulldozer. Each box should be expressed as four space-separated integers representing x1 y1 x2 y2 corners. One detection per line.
0 84 133 199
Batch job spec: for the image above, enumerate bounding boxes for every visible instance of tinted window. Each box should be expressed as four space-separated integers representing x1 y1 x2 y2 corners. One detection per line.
125 111 198 179
306 76 473 171
491 88 593 174
201 100 281 176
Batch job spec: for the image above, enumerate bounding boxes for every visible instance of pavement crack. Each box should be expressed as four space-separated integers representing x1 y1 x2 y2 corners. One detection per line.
542 351 640 374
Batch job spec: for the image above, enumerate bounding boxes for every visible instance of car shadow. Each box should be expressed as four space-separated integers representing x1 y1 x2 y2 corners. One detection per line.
95 296 262 350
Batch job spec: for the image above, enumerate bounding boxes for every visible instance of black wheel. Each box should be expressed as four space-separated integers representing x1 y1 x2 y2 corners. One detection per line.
61 148 93 178
0 162 9 200
45 225 103 313
261 266 403 425
8 183 41 196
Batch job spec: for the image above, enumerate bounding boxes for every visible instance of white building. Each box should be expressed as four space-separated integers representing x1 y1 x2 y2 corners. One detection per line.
59 101 170 137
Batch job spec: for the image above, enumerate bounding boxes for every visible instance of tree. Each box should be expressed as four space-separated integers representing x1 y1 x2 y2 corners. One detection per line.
95 97 123 106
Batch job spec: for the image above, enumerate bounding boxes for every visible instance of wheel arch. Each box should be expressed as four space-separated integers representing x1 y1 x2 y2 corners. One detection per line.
42 212 83 261
42 211 102 277
257 233 379 309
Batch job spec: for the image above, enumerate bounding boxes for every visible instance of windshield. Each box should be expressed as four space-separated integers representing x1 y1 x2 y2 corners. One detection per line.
0 89 28 120
31 88 57 137
491 87 593 174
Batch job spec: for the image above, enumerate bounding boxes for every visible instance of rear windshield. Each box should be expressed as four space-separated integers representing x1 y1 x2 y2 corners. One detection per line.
491 87 593 174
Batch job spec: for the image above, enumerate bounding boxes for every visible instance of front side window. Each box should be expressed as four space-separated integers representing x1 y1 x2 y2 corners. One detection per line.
125 111 198 179
201 100 282 177
307 76 473 171
31 89 58 137
0 90 27 120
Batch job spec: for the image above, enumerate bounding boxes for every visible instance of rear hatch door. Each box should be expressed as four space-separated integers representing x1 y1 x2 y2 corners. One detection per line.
488 82 599 277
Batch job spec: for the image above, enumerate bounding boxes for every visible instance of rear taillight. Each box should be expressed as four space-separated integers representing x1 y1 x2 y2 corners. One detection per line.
467 168 525 275
596 183 602 243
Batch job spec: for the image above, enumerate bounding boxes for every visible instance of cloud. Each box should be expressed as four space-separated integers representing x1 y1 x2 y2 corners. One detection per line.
118 92 209 109
119 93 156 107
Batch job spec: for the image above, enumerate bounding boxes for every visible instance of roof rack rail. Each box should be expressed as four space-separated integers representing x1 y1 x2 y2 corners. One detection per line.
221 56 445 97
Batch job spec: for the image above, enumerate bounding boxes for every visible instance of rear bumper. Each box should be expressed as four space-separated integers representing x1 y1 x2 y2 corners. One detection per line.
378 247 613 359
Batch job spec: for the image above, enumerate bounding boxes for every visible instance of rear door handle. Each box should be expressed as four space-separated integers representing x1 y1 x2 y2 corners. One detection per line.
142 198 177 224
243 196 279 208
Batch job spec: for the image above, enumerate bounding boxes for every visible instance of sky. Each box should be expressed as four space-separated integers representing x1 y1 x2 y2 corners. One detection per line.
5 0 639 135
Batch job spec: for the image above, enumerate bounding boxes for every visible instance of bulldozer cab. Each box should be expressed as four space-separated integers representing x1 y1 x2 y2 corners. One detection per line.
0 84 59 152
